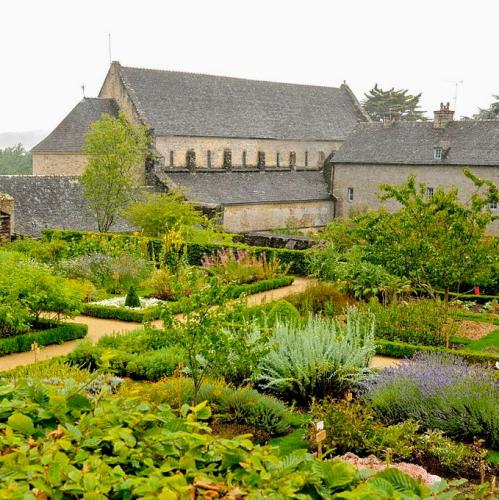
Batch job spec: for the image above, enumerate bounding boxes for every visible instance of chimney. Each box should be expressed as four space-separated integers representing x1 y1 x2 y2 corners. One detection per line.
383 111 401 128
433 102 454 128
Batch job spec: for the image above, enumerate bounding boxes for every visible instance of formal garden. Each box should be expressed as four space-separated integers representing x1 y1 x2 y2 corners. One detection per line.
0 114 498 498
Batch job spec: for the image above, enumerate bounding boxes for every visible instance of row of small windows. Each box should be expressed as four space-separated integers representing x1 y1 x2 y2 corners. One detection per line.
168 150 326 168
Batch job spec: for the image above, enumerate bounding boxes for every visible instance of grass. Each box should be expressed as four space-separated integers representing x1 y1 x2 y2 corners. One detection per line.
464 328 499 353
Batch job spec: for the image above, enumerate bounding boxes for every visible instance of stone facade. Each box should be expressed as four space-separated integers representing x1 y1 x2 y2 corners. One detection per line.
155 136 339 170
331 164 499 234
0 193 14 242
222 200 335 232
32 152 88 176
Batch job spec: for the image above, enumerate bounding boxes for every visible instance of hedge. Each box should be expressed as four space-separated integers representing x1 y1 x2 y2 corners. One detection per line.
81 304 163 322
41 229 311 275
0 321 87 356
443 292 499 304
376 338 499 366
81 276 295 322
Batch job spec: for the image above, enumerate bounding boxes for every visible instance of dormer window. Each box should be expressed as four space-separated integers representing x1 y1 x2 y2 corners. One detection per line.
433 147 443 160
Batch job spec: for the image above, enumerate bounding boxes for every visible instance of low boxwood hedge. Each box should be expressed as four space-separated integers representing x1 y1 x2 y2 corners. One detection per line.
41 229 311 275
81 276 295 322
0 321 87 356
376 338 499 366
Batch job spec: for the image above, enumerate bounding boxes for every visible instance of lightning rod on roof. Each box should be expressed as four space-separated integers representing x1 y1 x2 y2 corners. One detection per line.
108 33 112 65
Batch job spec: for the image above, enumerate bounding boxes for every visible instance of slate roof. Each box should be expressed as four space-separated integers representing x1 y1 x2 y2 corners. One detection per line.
154 169 332 206
332 120 499 166
0 176 132 236
32 98 119 152
111 63 368 140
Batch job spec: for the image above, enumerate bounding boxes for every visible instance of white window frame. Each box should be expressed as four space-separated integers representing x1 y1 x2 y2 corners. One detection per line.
347 187 354 203
427 187 434 198
433 147 443 160
488 200 498 210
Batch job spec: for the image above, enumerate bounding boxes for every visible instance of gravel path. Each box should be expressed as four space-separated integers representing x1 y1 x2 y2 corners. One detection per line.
0 277 399 371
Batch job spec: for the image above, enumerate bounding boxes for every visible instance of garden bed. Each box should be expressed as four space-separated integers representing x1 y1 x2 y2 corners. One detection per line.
81 276 294 322
0 320 87 356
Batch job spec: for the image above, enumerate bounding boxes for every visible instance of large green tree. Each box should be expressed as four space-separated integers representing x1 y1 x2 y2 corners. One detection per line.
470 95 499 120
81 112 150 232
357 170 498 299
0 144 32 175
362 84 427 121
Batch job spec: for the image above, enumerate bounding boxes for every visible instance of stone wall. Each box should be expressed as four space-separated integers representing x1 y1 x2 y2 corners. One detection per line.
99 62 143 125
32 153 88 176
155 136 341 169
331 163 499 234
223 200 334 233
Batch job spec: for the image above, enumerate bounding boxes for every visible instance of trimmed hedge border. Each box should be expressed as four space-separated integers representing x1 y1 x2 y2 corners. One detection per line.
0 322 87 356
376 338 499 366
81 276 295 322
41 229 311 275
437 291 499 304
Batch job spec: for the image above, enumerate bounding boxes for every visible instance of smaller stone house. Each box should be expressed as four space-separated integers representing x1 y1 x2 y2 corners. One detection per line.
0 193 14 242
329 104 499 234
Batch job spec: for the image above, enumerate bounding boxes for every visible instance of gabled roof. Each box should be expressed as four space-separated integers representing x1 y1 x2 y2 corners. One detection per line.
108 63 368 140
154 169 332 206
332 120 499 166
32 98 119 152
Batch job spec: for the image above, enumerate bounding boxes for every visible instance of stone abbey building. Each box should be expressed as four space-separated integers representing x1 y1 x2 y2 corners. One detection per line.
6 61 367 235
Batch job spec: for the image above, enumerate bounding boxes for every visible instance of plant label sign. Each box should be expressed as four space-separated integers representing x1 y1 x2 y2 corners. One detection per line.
315 429 327 443
315 420 324 431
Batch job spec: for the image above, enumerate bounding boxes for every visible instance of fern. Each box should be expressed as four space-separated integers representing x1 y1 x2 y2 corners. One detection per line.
257 308 376 404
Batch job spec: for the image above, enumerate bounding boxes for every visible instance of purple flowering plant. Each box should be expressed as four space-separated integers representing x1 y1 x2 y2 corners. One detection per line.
364 352 498 448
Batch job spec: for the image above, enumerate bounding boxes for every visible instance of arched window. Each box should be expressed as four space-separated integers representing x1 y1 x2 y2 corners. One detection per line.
223 149 232 169
289 151 296 168
257 151 266 168
207 150 212 168
186 149 196 169
169 150 175 167
318 151 325 165
242 150 247 167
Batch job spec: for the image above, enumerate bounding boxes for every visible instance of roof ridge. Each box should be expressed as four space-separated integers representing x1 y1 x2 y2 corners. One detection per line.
120 64 345 91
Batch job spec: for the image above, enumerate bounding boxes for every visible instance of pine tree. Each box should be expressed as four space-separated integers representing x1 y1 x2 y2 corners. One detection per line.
362 84 427 122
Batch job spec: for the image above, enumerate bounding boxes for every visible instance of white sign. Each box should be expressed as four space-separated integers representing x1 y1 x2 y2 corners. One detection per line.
316 420 324 431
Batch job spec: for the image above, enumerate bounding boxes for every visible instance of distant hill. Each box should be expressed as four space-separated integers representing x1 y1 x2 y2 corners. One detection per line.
0 130 46 150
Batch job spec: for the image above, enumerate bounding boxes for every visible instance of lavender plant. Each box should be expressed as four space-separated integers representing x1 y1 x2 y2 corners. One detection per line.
365 352 499 448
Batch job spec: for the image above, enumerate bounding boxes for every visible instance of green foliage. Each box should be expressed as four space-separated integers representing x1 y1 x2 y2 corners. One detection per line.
5 237 69 264
309 399 490 478
0 251 84 335
0 379 460 498
267 299 301 325
369 300 450 346
0 321 87 356
143 378 291 438
257 309 376 404
375 338 499 365
124 285 141 308
469 94 499 120
313 172 499 297
58 252 149 293
0 143 31 174
202 248 289 284
81 111 150 232
362 83 427 121
81 303 163 322
124 190 205 237
41 228 311 275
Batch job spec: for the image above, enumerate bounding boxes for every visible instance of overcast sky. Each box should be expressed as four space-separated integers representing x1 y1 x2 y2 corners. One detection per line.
2 0 498 145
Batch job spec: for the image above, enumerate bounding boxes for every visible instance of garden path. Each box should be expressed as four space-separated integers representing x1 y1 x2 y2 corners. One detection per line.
0 276 399 371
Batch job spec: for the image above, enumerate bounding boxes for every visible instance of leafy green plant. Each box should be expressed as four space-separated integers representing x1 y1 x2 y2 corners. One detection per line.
0 378 465 498
257 309 376 404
